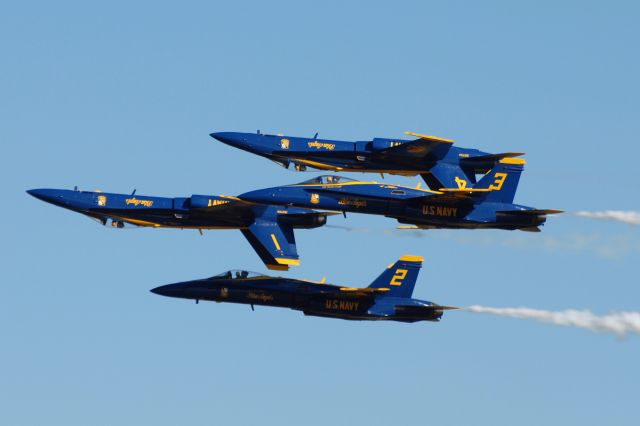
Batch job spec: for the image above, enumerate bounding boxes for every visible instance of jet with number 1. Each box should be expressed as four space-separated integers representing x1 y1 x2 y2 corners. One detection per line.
151 255 457 322
239 159 562 232
211 130 524 190
27 188 333 270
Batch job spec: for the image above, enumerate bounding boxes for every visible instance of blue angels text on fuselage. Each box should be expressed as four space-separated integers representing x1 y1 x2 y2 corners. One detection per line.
238 159 562 232
211 130 524 190
151 255 457 322
26 188 334 271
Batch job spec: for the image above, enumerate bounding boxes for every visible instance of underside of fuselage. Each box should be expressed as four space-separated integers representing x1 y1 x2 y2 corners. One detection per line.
301 310 440 322
395 216 546 231
87 209 251 229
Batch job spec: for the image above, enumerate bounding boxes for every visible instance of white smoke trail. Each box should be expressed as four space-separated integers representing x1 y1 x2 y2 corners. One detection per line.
466 305 640 337
575 211 640 225
326 225 640 258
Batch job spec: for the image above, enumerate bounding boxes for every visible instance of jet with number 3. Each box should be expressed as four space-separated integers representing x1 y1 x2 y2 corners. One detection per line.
239 158 562 232
151 255 457 322
211 130 524 190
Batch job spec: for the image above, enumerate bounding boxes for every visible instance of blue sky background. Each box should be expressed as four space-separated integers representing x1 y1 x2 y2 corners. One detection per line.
3 1 639 425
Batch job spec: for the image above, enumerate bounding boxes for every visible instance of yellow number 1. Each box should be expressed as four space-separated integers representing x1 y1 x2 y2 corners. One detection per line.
390 269 408 286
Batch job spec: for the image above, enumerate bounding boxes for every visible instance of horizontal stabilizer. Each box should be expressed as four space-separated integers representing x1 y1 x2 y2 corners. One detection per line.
394 304 458 320
396 225 436 230
497 209 564 216
438 188 492 193
519 226 541 232
395 304 459 313
461 152 525 173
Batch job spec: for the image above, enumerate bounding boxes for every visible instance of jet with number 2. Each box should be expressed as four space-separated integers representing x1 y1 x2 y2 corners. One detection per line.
27 188 333 270
211 130 524 190
151 255 457 322
239 159 562 232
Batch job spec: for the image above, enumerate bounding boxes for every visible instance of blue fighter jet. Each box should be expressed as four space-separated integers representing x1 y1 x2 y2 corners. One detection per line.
211 130 524 190
151 255 457 322
27 188 333 270
238 158 562 232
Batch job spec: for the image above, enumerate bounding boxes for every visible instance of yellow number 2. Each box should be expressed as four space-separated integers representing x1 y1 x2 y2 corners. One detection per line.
390 269 408 286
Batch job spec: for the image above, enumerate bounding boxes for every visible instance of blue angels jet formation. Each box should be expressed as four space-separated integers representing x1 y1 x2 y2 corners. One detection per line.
28 130 560 322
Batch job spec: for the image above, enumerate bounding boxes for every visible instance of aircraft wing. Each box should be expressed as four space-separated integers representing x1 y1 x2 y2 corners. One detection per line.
372 131 454 162
241 217 300 271
460 152 525 173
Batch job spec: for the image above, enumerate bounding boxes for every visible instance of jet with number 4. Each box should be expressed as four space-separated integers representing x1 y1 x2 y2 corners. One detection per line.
239 158 562 232
151 255 457 322
211 130 524 190
27 188 334 270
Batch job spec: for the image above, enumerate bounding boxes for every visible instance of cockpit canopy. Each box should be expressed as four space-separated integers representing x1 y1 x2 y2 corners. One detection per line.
297 175 357 185
209 270 266 280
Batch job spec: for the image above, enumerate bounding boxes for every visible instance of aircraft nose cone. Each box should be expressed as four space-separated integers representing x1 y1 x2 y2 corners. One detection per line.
150 283 183 298
210 132 244 147
27 188 63 205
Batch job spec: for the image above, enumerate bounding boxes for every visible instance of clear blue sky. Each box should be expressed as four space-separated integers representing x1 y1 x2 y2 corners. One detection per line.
3 1 639 425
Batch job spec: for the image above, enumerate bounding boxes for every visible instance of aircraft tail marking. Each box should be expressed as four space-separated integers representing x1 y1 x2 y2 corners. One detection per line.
473 158 526 204
367 255 423 298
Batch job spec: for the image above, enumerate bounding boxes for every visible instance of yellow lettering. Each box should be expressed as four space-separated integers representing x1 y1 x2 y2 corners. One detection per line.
307 141 336 150
208 199 230 207
455 176 467 189
489 172 507 191
390 269 408 286
126 197 154 207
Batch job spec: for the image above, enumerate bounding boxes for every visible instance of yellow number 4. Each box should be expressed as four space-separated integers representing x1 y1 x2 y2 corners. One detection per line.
489 172 507 191
390 269 408 286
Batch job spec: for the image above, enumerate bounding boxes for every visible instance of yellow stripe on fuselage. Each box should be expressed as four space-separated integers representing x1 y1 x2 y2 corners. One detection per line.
290 158 428 175
290 181 441 194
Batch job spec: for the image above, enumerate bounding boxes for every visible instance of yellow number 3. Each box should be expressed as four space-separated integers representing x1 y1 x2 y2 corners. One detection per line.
489 172 507 191
390 269 408 286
